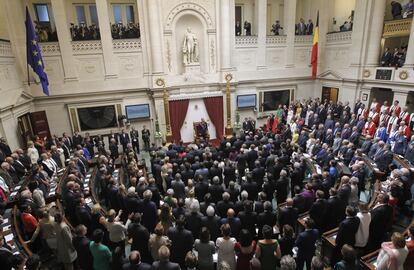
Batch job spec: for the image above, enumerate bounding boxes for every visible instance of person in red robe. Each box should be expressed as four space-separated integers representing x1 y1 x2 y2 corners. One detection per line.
362 117 377 137
390 100 401 116
272 116 278 134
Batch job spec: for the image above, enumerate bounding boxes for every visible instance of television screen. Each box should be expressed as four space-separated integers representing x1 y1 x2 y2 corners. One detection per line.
126 104 150 120
77 105 117 131
262 90 290 111
237 94 256 109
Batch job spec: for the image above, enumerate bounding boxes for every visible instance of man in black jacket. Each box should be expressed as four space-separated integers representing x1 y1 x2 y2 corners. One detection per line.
325 188 344 230
216 192 234 218
309 190 327 233
167 216 194 268
151 245 180 270
72 224 93 270
127 213 151 263
123 250 151 270
368 194 393 251
278 198 299 230
336 206 360 248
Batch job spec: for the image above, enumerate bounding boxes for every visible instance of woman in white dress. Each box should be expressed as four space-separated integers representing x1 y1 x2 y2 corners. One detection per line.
376 232 408 270
216 224 236 270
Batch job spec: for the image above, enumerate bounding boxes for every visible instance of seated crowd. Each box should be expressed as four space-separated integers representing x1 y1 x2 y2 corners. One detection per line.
381 47 407 68
1 97 414 270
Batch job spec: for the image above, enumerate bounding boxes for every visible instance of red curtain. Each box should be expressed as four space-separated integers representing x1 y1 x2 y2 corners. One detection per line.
203 96 224 139
169 99 189 143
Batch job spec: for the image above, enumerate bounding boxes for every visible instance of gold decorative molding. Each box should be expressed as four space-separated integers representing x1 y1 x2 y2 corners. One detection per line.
399 70 408 80
363 69 371 78
383 18 412 38
69 108 79 133
156 78 173 142
225 73 233 136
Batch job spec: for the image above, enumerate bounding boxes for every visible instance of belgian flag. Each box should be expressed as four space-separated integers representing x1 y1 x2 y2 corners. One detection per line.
311 11 319 80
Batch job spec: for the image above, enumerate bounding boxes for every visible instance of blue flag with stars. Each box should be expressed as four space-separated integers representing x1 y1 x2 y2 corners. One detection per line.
25 7 49 96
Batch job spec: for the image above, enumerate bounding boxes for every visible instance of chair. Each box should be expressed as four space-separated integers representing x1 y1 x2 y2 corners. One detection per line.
193 121 210 142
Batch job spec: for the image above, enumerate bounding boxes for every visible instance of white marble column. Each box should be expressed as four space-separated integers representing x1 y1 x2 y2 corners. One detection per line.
393 90 409 107
220 0 232 71
365 0 386 67
256 0 267 69
349 0 370 68
136 0 150 75
403 16 414 67
284 0 296 68
50 0 78 81
96 0 118 79
146 0 164 75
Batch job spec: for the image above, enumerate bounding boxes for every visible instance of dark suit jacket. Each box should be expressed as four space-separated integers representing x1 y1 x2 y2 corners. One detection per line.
295 229 319 259
72 235 93 270
216 200 234 218
167 227 194 267
309 199 327 231
201 215 221 241
122 262 151 270
185 212 203 239
128 223 151 263
108 133 119 145
369 204 393 242
120 133 131 146
278 206 299 229
151 261 180 270
336 216 360 248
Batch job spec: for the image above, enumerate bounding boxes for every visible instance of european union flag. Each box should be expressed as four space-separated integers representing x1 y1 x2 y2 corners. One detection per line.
25 7 49 96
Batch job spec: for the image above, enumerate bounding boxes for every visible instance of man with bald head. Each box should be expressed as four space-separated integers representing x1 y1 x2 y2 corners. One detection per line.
122 250 151 270
220 208 241 239
278 198 299 231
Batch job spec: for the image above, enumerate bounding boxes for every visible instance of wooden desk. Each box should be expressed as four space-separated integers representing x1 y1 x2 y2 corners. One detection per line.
360 250 380 270
1 208 31 257
321 228 338 265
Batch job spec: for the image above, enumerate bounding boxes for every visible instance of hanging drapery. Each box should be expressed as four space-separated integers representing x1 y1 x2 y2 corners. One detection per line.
203 96 224 140
168 99 190 143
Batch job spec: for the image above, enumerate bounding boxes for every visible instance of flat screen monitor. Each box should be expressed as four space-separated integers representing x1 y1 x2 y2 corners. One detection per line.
77 105 117 131
237 94 256 109
125 104 150 120
262 90 290 111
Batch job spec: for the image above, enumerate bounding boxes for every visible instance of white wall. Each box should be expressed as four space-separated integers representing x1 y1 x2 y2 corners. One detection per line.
180 99 217 143
330 0 355 32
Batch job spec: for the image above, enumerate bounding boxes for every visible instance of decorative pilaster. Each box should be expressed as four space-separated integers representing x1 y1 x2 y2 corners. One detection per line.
156 78 172 142
147 0 164 75
256 0 267 69
95 0 118 79
284 0 296 68
220 0 232 71
403 16 414 68
349 0 370 68
225 73 233 136
50 0 78 81
365 0 386 67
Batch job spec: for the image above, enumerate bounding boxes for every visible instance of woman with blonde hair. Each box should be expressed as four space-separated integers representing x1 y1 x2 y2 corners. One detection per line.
376 232 408 270
149 223 170 261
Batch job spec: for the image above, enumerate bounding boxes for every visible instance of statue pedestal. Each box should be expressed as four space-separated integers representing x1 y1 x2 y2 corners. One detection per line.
184 63 201 75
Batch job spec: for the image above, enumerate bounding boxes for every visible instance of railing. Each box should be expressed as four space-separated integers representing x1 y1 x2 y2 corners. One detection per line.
112 39 142 52
40 42 61 56
266 35 286 47
0 40 13 57
71 40 102 54
383 18 412 38
235 35 258 48
326 31 353 44
294 35 313 44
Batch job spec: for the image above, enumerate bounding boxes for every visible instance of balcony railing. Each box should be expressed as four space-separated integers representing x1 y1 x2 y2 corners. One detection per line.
326 31 353 44
0 40 12 57
235 35 258 48
383 18 412 38
294 35 313 44
40 42 61 56
266 35 286 47
112 39 142 52
71 40 102 54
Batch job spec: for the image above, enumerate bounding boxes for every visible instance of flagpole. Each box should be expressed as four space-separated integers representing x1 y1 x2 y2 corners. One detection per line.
27 63 30 86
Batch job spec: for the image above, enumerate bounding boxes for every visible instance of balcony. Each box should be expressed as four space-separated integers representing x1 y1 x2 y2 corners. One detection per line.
326 31 353 44
235 35 258 48
383 18 412 38
0 40 13 57
266 35 287 47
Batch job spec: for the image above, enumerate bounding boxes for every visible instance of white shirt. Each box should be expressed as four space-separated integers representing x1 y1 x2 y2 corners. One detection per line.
355 212 371 247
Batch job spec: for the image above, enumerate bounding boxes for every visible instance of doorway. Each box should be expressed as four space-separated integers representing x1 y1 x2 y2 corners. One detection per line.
235 5 242 35
407 91 414 112
322 87 339 103
369 88 394 106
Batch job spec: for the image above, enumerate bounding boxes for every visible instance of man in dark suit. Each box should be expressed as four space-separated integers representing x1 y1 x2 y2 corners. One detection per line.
151 245 180 270
119 129 131 153
369 194 393 250
237 200 258 237
374 144 394 172
130 127 140 154
336 206 360 248
108 130 119 145
201 206 221 241
62 132 73 149
257 201 277 237
221 208 241 239
141 125 150 151
309 190 327 233
127 213 151 264
241 173 258 201
167 216 194 268
295 218 319 270
122 250 151 270
185 204 203 239
325 188 345 230
381 47 392 66
72 132 83 148
216 192 234 218
251 160 265 189
72 224 93 270
75 197 92 228
247 145 258 170
278 198 299 230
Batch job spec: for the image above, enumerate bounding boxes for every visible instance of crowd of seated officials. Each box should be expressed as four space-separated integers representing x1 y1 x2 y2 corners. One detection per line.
1 97 414 269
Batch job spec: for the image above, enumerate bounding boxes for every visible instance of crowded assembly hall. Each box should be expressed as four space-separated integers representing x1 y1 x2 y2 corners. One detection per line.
2 0 414 270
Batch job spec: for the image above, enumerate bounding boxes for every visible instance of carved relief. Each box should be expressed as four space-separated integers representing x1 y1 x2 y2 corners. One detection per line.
166 41 172 72
210 40 215 70
165 2 214 30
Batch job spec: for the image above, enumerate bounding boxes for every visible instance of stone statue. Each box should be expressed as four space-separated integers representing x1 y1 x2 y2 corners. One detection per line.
183 27 199 65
